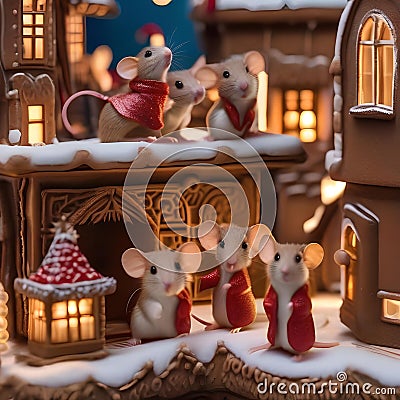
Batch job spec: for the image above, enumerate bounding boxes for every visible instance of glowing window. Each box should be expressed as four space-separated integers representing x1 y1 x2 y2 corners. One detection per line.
383 298 400 323
28 299 46 343
358 14 394 108
283 89 317 142
51 299 95 344
66 7 84 64
343 226 358 301
28 105 44 144
22 0 46 60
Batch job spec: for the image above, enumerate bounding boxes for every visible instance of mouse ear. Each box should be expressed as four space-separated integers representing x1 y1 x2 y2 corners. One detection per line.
244 51 265 75
198 220 221 250
177 242 202 273
257 232 277 265
116 56 139 80
195 65 219 90
247 224 273 259
121 248 148 278
303 243 324 270
190 55 206 75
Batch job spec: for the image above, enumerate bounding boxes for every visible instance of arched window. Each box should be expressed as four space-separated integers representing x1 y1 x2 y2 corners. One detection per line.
356 14 395 114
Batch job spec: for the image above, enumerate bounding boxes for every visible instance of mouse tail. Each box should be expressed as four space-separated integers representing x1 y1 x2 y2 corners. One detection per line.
313 341 339 348
62 90 109 135
191 313 212 326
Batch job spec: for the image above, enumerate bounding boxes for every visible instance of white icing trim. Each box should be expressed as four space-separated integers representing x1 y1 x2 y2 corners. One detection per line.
14 277 117 301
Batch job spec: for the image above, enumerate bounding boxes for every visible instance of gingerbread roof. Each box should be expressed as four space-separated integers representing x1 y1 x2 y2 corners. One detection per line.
14 220 116 301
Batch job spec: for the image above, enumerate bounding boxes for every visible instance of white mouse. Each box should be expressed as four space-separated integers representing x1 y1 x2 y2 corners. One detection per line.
251 230 337 360
195 52 265 140
162 56 206 136
196 221 270 331
121 242 201 341
62 46 172 143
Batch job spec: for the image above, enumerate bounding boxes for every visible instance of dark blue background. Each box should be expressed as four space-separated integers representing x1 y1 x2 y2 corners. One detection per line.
86 0 203 70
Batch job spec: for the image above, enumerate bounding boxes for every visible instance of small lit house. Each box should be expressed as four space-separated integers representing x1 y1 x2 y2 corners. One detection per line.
328 0 400 348
0 0 118 145
14 218 116 358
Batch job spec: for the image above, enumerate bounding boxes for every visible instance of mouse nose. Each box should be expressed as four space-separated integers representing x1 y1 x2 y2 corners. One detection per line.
164 49 172 64
227 255 237 266
164 282 172 292
239 81 248 92
194 87 205 102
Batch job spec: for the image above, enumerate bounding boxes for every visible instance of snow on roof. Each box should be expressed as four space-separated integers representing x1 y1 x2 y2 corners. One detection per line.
0 133 305 174
215 0 347 12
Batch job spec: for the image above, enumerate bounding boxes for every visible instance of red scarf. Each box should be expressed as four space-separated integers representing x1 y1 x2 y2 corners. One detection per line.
221 97 256 133
108 78 169 130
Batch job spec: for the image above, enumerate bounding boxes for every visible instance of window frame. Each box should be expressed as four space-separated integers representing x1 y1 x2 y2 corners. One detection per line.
350 12 396 120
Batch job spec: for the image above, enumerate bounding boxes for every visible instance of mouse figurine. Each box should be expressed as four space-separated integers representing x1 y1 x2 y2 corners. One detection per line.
195 221 270 332
121 242 201 342
251 230 337 360
62 46 172 143
161 56 207 136
195 51 265 140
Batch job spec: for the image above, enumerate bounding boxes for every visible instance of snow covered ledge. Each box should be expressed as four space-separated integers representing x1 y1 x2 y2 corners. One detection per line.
0 133 305 174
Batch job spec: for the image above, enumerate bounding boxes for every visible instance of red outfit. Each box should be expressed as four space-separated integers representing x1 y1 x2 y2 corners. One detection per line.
175 288 192 335
263 284 315 353
220 97 256 133
199 268 256 328
108 78 169 130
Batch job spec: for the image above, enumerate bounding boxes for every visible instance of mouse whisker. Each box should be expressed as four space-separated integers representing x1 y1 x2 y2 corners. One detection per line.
167 27 178 49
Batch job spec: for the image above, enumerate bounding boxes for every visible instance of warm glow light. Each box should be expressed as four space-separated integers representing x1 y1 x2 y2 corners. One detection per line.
303 205 325 234
300 128 317 143
351 231 357 248
68 300 78 316
347 274 354 301
207 88 219 102
80 316 95 340
320 176 346 205
257 71 268 132
284 111 299 130
28 105 44 144
383 299 400 321
78 299 93 315
0 283 9 352
299 110 316 129
51 319 68 343
150 33 165 47
152 0 172 5
52 302 67 319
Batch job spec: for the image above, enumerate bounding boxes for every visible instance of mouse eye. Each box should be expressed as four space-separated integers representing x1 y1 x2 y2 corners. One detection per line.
219 240 225 249
174 262 182 271
245 66 249 73
150 265 157 274
274 253 280 261
295 254 302 263
223 70 230 79
175 80 184 89
144 50 152 58
241 242 248 250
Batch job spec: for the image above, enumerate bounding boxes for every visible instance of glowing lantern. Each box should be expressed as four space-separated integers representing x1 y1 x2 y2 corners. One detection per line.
0 282 9 355
257 71 268 132
321 175 346 205
15 217 116 359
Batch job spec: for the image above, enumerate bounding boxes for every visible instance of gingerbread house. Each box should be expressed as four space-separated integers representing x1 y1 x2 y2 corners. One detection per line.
0 0 118 145
328 0 400 348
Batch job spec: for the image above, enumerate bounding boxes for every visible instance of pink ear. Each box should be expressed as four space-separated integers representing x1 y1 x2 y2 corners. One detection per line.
247 224 272 258
177 242 202 273
121 248 148 278
116 56 138 80
258 233 277 264
195 65 219 90
303 243 324 270
198 220 221 250
244 51 265 75
190 55 206 75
